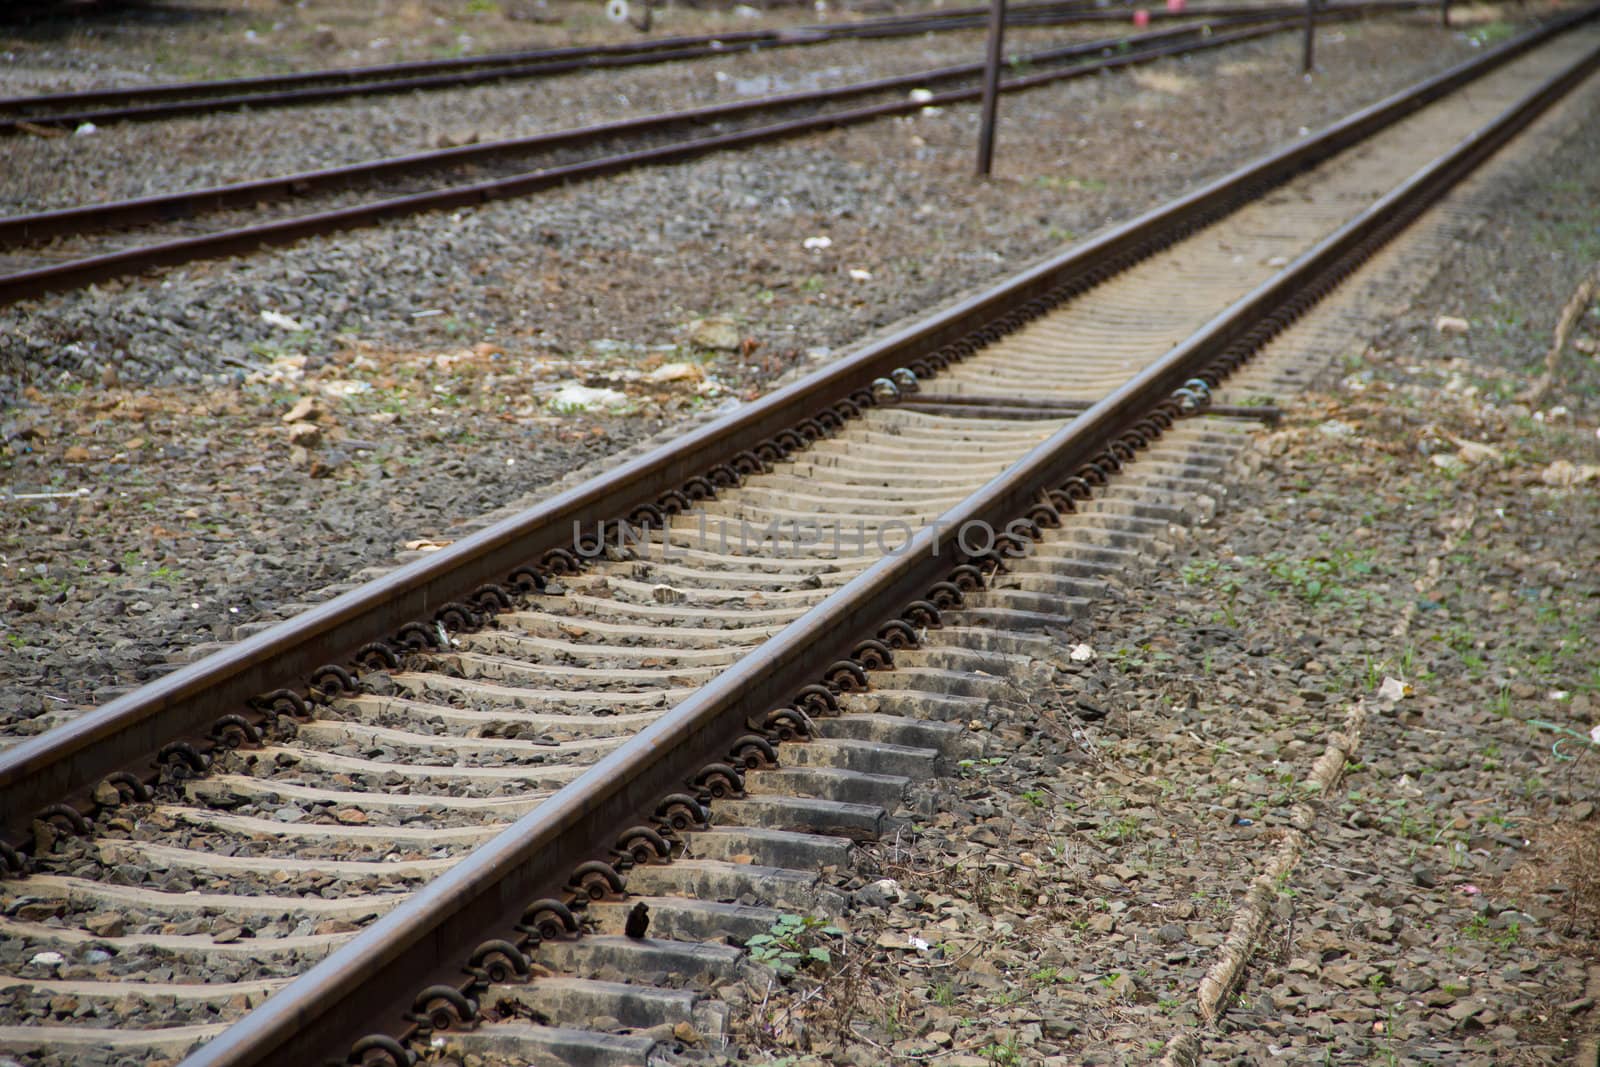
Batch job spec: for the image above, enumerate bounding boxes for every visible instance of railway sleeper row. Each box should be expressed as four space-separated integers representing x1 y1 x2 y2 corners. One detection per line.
0 411 1252 1064
1 17 1597 1064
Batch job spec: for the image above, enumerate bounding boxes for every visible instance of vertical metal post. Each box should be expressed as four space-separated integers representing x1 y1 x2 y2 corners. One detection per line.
976 0 1008 177
1301 0 1316 74
1440 0 1450 28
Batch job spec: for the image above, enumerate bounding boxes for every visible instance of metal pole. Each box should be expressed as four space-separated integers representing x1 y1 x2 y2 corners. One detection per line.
1441 0 1450 28
1301 0 1316 74
976 0 1008 177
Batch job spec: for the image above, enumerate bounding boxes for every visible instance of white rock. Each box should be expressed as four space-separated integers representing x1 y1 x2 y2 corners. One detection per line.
282 396 323 423
1540 460 1600 487
29 952 65 966
646 361 703 383
909 88 935 103
1069 643 1095 663
1377 676 1411 702
286 421 322 447
260 309 304 331
73 122 97 137
1454 440 1501 466
802 235 833 252
848 269 872 282
686 317 741 352
1434 315 1471 335
548 384 629 411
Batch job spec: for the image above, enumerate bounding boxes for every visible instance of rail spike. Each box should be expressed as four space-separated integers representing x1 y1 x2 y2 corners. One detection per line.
157 741 209 781
0 841 28 877
568 859 625 901
825 660 869 693
35 803 90 839
507 565 548 594
691 762 745 801
209 713 262 751
792 683 840 716
252 688 311 720
99 770 152 805
433 601 480 632
410 984 478 1031
309 663 360 700
393 621 441 652
728 735 779 770
517 898 579 942
876 618 919 650
467 939 530 985
761 707 810 742
354 641 402 671
655 792 708 832
902 599 942 629
946 563 986 592
850 638 894 670
348 1033 416 1067
1027 502 1062 529
615 825 672 865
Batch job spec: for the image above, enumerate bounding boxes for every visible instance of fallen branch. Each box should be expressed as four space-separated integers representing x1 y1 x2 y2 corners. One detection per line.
1521 263 1600 408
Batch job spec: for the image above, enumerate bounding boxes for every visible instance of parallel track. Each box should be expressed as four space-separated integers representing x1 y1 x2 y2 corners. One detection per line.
0 0 1312 133
1 9 1596 1067
0 2 1426 307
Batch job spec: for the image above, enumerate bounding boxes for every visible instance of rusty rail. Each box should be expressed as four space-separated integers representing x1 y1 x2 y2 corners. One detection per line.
0 3 1430 306
170 17 1600 1064
0 6 1592 1062
0 0 1314 132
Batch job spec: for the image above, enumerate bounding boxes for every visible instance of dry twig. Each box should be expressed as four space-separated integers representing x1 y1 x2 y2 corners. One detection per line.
1521 263 1600 407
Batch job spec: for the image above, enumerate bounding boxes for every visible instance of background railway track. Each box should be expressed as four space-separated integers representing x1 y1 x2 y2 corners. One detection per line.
2 10 1596 1064
0 0 1274 134
0 3 1428 307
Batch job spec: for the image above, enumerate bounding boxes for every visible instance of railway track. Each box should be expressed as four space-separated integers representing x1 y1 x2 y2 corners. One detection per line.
0 1 1428 308
0 0 1305 134
2 8 1597 1066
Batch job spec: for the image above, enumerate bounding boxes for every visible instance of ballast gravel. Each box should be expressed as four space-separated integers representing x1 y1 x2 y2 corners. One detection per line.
0 13 1514 726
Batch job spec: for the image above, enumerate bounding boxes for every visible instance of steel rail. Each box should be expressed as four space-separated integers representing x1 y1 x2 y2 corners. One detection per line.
170 20 1600 1066
0 1 1299 132
0 6 1334 248
0 3 1588 854
0 0 1107 109
0 2 1427 307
